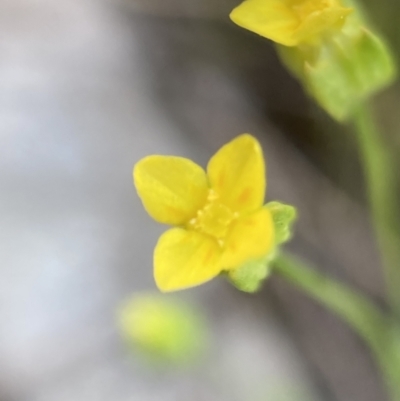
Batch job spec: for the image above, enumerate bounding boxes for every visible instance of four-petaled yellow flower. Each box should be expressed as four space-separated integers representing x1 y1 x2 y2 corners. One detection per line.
230 0 352 46
134 134 274 292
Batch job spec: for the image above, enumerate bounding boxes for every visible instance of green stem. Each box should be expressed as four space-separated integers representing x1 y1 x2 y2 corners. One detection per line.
353 104 400 315
274 252 386 345
274 252 400 401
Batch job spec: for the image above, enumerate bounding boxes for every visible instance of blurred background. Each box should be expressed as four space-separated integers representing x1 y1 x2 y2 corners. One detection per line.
1 0 400 400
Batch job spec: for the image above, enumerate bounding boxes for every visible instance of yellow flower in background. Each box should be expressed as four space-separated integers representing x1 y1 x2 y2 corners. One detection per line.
229 0 396 121
134 134 274 292
230 0 352 46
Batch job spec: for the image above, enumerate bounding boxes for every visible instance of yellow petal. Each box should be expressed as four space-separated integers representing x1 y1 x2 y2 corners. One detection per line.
134 156 208 225
293 6 352 44
207 134 266 214
221 207 274 269
230 0 299 47
154 228 222 292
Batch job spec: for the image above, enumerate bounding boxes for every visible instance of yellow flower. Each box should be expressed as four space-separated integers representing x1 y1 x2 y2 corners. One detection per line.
133 134 274 292
230 0 352 46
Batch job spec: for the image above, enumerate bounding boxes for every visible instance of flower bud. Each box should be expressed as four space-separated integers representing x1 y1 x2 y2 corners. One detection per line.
118 293 208 365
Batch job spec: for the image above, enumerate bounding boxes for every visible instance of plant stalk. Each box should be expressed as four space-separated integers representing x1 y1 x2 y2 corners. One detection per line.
353 103 400 316
274 252 400 401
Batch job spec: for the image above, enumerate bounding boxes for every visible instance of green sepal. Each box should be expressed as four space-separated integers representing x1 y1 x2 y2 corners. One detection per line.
304 44 359 121
266 201 297 245
348 29 396 97
307 30 396 121
227 252 274 293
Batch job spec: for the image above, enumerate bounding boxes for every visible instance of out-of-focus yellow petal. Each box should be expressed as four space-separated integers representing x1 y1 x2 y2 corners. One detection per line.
230 0 352 47
134 156 208 225
221 207 274 269
154 228 222 292
207 134 266 214
294 6 352 44
230 0 299 46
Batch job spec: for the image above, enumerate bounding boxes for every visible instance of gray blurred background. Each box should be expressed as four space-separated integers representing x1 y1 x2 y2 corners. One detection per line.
1 0 400 400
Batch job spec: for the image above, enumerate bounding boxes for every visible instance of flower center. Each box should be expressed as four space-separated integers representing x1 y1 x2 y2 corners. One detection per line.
187 189 238 244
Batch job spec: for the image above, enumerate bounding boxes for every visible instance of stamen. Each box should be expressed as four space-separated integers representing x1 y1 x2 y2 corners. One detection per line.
187 189 238 245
